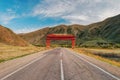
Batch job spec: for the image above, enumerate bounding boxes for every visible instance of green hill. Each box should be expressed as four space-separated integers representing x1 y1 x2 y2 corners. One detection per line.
19 14 120 48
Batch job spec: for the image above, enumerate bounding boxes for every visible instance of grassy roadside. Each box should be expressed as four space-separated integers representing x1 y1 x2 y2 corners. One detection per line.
0 43 46 63
73 48 120 67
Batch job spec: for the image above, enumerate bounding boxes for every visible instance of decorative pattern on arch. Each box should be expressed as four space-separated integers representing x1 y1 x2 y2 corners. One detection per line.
46 34 75 48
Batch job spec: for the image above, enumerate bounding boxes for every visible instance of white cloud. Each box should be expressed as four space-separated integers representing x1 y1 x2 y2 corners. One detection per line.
7 8 13 12
62 15 89 24
97 1 120 20
15 27 42 33
63 15 89 21
32 0 120 24
33 0 75 17
0 14 16 24
0 9 17 24
98 10 120 20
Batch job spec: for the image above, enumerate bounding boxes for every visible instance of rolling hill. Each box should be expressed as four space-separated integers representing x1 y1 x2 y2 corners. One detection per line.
19 24 86 46
19 14 120 48
0 25 29 46
86 14 120 42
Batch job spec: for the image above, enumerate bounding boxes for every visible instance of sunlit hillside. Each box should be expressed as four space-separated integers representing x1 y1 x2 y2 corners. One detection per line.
0 25 29 46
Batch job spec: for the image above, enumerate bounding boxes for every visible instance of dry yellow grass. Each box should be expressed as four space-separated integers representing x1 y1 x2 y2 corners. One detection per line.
73 48 120 67
82 48 120 54
0 43 46 62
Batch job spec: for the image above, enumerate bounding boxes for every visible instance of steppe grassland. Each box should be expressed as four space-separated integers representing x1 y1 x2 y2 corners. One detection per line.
0 43 45 62
74 48 120 67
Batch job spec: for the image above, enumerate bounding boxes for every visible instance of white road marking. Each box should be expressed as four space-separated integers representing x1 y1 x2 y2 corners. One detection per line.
70 51 120 80
60 59 64 80
60 52 64 80
0 54 47 80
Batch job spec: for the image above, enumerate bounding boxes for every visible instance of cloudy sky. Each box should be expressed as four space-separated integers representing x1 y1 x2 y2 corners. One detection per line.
0 0 120 33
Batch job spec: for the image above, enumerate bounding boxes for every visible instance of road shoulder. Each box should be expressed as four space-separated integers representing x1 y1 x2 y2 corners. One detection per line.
0 49 51 78
67 48 120 78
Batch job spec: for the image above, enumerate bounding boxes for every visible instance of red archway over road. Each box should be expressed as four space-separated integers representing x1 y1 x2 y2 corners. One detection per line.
46 34 75 48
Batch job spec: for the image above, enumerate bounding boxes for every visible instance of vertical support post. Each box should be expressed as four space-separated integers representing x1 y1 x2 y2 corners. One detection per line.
46 39 50 48
72 39 75 49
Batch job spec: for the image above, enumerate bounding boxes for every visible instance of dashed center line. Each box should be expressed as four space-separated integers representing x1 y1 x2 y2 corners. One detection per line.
60 52 64 80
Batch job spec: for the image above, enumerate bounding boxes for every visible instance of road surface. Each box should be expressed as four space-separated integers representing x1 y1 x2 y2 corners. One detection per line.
0 48 120 80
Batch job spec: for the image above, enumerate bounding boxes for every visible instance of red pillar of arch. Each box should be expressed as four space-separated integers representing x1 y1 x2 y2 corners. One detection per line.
46 39 50 48
72 39 75 48
46 34 75 48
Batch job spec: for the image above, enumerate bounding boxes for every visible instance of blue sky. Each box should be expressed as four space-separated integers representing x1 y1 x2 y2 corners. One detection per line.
0 0 120 33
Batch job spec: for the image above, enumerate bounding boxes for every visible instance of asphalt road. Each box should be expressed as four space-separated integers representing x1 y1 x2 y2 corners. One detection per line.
0 48 120 80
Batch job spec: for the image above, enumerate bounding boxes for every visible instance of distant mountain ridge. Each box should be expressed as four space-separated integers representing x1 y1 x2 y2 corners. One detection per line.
1 15 119 47
19 14 120 47
19 24 86 46
0 25 29 46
